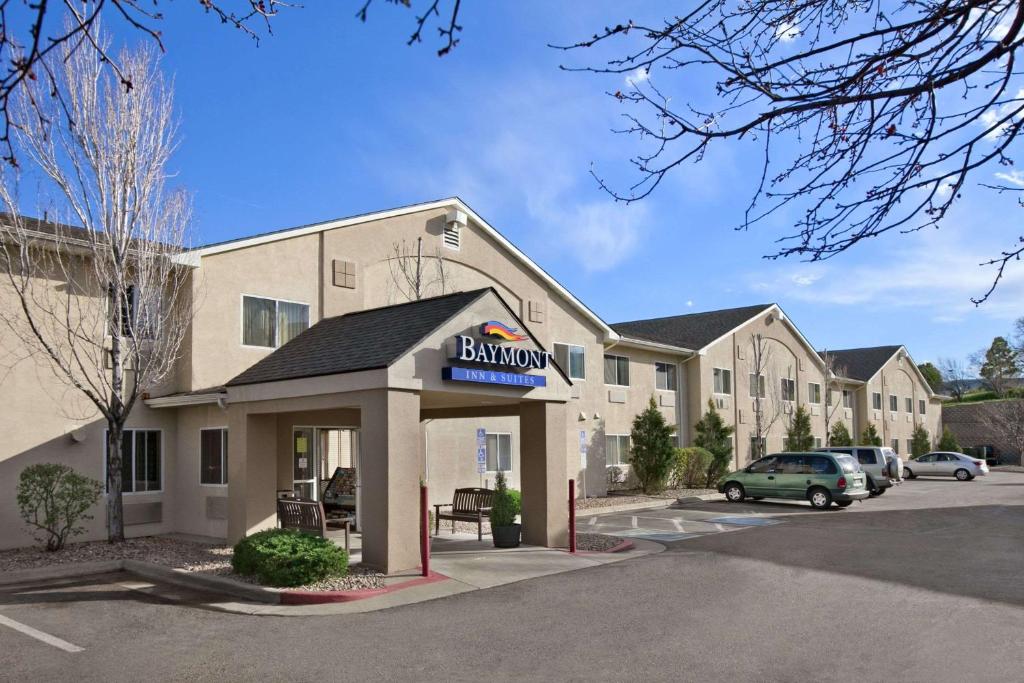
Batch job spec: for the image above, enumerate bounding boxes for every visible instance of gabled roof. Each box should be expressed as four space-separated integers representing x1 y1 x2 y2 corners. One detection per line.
818 346 902 382
227 289 491 387
612 304 773 351
191 197 617 341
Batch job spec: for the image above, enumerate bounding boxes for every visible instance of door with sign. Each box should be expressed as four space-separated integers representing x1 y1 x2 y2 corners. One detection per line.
292 427 317 499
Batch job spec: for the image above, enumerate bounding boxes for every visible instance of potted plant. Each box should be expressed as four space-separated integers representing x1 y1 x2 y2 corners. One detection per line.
490 471 521 548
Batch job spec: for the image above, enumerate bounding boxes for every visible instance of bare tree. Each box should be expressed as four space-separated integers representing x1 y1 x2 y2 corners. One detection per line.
388 236 452 302
558 1 1024 303
748 333 784 459
979 399 1024 462
357 0 465 57
939 357 973 402
820 350 848 447
0 35 192 543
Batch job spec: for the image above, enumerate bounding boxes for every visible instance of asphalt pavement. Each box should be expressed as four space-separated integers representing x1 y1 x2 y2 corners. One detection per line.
2 472 1023 682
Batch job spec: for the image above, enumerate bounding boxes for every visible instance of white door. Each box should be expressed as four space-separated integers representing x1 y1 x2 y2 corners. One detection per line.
292 428 317 499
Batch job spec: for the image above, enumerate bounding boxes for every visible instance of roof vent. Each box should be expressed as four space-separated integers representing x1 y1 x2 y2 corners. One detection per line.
444 209 466 250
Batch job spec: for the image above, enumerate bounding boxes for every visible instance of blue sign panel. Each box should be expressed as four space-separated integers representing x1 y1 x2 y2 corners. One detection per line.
443 366 547 388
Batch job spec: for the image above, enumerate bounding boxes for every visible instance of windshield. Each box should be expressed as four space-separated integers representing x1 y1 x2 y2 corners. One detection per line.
835 455 860 474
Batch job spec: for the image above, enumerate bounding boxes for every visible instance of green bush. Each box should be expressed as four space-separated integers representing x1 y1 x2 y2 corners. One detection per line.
911 425 931 458
785 405 815 451
861 423 883 446
829 422 852 447
671 447 713 489
693 400 735 487
16 463 102 551
937 426 961 453
232 529 348 587
630 397 678 493
490 471 520 527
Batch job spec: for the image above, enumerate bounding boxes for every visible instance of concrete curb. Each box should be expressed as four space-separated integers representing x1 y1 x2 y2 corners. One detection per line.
575 493 722 517
279 571 449 605
122 560 279 604
0 560 123 587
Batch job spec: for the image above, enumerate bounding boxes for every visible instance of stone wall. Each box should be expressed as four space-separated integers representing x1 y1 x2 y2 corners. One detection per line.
943 400 1024 465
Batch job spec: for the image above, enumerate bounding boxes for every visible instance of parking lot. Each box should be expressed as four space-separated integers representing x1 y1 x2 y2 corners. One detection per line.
2 471 1024 681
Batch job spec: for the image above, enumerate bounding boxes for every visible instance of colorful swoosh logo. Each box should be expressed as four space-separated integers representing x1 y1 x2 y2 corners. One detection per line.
480 321 527 342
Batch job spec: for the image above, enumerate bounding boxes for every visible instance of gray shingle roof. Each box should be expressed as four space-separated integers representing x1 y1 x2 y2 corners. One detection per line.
819 346 902 382
227 289 491 387
611 304 774 350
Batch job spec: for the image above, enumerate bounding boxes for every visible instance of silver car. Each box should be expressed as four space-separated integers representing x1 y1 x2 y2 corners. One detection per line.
904 452 989 481
815 446 902 496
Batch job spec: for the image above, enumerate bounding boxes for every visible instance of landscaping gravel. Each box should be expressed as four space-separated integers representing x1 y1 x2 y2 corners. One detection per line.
0 535 385 592
575 488 718 510
575 533 625 552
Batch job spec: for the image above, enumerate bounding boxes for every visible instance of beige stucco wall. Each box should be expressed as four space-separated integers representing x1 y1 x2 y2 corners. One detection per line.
855 350 942 454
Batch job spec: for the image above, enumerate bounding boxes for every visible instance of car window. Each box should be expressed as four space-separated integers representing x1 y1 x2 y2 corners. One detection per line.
781 455 811 474
938 453 957 462
834 455 857 474
810 456 838 474
749 456 779 473
829 448 853 455
855 448 877 465
917 454 934 462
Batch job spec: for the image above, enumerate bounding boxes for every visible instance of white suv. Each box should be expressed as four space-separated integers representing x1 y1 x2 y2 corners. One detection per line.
815 446 902 496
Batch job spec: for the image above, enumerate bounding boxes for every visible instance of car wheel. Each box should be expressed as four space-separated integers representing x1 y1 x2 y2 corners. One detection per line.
955 468 971 481
835 500 853 508
866 477 880 496
808 487 832 509
724 483 745 502
904 467 915 479
872 487 886 496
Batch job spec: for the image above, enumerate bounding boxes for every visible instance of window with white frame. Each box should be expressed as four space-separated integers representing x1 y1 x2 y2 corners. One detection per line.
105 429 161 493
200 428 228 485
749 436 766 459
553 343 586 381
808 382 822 404
872 392 882 410
919 399 926 415
604 354 630 386
843 389 853 408
815 437 823 448
655 362 677 391
782 437 790 451
781 378 796 402
906 439 913 455
905 397 913 413
605 434 630 466
889 394 898 411
713 368 732 395
891 438 900 454
242 295 309 348
486 433 512 472
749 373 766 398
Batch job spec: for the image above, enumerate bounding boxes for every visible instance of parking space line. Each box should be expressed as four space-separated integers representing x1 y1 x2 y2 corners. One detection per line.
0 614 83 653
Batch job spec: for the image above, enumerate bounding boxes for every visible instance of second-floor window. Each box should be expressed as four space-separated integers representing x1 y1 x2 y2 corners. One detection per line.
713 368 732 395
781 378 796 402
872 392 882 410
919 399 926 415
242 295 309 348
843 389 853 408
889 394 898 412
808 382 821 404
655 362 677 391
905 397 913 413
604 354 630 386
749 373 766 398
553 343 586 380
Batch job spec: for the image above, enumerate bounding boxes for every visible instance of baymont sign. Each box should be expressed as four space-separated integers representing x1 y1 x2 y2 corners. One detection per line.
442 321 551 388
453 335 552 370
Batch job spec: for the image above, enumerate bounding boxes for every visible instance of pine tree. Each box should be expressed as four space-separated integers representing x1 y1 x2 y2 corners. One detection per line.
979 337 1019 396
911 425 931 458
694 399 735 487
861 423 883 446
629 397 677 494
937 426 961 453
785 405 815 451
829 422 852 447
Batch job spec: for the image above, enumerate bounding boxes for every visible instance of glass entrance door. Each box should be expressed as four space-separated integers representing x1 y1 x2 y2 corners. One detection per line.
293 427 317 499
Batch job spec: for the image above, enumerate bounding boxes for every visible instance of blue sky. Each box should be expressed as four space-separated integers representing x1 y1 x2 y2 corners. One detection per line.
94 2 1021 367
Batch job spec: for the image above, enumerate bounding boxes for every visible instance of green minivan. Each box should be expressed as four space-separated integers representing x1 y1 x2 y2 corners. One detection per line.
717 452 869 509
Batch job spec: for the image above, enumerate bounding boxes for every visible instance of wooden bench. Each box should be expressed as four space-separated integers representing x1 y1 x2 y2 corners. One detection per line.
434 488 493 541
277 497 350 552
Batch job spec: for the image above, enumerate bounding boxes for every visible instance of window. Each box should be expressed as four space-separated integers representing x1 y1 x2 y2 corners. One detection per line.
782 437 790 451
906 439 913 455
919 399 926 415
605 434 630 466
855 448 877 464
891 439 900 454
809 455 837 474
815 437 822 448
105 429 161 493
781 378 796 402
749 455 778 473
713 368 732 395
843 390 853 409
808 382 821 404
242 295 309 348
872 392 882 410
905 397 913 413
749 436 767 459
486 433 512 472
604 354 630 386
889 394 898 412
200 429 228 485
749 373 766 398
553 343 586 381
655 362 677 391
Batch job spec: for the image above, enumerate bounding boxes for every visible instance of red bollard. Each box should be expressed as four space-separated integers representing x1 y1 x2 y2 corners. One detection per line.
420 484 430 577
568 478 576 553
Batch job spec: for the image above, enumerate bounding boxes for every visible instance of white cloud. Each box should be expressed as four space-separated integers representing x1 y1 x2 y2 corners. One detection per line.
994 170 1024 188
686 300 694 307
625 67 649 87
791 272 822 286
775 21 799 42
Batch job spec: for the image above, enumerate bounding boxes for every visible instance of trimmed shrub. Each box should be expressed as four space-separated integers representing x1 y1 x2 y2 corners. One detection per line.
861 423 883 446
937 426 961 453
911 425 931 458
491 471 520 527
16 463 102 551
785 405 815 451
829 422 852 447
630 397 678 493
232 529 348 587
671 447 714 489
694 400 735 487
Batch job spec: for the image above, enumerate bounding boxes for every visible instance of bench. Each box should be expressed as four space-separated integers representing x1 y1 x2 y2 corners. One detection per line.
277 497 350 552
434 488 493 541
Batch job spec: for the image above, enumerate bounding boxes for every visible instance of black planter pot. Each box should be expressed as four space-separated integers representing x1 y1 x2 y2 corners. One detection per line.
492 523 521 548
